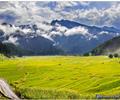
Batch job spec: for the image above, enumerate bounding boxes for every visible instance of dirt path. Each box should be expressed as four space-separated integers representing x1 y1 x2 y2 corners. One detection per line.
0 79 20 100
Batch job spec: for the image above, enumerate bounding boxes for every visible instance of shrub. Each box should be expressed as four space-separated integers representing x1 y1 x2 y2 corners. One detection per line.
83 53 89 56
114 53 119 58
108 54 113 58
83 53 92 56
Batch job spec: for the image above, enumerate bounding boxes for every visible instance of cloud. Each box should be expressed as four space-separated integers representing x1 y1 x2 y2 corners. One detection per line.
55 24 68 32
65 26 89 36
50 25 94 39
0 11 18 23
7 36 18 44
72 2 120 28
0 1 120 29
98 31 109 35
50 31 63 36
36 22 53 33
54 1 79 11
0 1 90 24
0 24 17 35
0 23 34 36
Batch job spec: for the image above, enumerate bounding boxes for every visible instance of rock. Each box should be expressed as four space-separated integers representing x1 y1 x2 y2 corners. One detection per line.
0 79 20 100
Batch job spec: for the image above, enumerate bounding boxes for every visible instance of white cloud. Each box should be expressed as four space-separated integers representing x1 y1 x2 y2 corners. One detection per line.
72 3 120 27
64 26 89 36
0 1 90 24
37 22 53 32
0 24 17 35
98 31 120 37
55 25 68 32
8 36 18 44
0 1 120 29
50 31 63 36
99 31 109 35
41 34 54 41
0 24 34 36
62 26 96 40
79 1 90 6
21 28 33 34
54 1 78 11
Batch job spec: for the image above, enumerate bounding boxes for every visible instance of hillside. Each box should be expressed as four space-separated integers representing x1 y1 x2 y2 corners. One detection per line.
90 36 120 55
1 56 120 99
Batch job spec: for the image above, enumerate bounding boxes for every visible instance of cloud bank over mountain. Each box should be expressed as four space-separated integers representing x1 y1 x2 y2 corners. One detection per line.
0 1 120 29
0 1 120 55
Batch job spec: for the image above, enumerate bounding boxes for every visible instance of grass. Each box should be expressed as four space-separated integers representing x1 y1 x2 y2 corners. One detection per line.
0 55 120 99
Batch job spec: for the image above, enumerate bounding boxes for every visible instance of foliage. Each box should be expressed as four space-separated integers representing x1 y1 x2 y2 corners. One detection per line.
114 53 119 58
0 42 11 57
108 54 113 58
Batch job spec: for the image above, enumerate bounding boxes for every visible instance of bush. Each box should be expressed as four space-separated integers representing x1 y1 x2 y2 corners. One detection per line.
114 53 119 58
83 53 89 56
108 54 113 58
83 53 92 56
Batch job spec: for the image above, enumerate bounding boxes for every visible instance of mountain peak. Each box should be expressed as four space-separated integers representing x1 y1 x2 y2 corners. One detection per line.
51 19 86 28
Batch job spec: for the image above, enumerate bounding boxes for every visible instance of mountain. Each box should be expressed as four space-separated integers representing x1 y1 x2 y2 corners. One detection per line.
0 23 63 56
51 19 120 33
50 19 120 54
90 36 120 55
0 19 120 56
51 19 87 28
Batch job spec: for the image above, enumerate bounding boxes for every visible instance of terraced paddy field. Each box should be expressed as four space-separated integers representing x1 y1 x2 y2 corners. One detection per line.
1 56 120 99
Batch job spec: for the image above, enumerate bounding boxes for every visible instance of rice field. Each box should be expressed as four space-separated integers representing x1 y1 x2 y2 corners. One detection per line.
0 55 120 99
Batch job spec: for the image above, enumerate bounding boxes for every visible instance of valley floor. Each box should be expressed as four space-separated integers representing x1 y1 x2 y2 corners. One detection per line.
0 56 120 99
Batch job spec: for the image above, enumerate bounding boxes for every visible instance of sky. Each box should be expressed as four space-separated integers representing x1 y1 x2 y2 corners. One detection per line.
0 1 120 28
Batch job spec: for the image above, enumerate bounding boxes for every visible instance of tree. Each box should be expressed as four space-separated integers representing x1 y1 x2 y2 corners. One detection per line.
0 42 11 57
108 54 113 58
114 53 119 58
83 53 89 56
